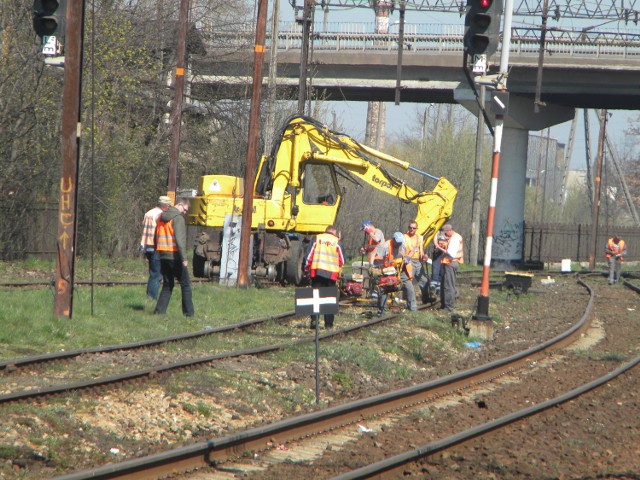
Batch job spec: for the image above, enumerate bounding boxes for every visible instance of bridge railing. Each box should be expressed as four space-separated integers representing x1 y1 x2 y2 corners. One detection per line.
202 22 640 58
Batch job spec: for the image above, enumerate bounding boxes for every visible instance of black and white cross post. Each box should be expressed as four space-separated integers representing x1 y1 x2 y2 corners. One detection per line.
295 286 339 404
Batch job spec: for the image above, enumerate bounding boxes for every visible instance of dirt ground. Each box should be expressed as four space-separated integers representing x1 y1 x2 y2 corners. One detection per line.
2 274 639 479
246 274 640 480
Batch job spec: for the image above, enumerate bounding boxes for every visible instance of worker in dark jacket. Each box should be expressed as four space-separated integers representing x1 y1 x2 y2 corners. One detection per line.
305 225 344 329
154 197 194 316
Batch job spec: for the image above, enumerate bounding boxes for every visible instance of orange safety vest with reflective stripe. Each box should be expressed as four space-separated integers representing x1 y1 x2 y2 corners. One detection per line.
605 238 625 260
381 240 413 280
309 233 343 277
403 232 423 260
441 233 464 265
155 218 177 252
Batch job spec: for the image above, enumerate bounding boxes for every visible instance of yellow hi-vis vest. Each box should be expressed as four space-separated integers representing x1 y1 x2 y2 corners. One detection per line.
310 233 341 275
155 219 177 252
403 232 423 260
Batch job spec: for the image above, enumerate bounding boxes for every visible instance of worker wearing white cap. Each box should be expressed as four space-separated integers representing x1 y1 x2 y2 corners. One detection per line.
359 220 385 266
435 224 464 312
140 195 172 301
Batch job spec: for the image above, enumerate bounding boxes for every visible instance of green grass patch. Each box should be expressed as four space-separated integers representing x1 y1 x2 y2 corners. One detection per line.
182 401 213 417
0 278 294 360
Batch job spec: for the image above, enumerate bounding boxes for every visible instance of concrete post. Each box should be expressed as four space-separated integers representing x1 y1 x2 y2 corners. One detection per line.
492 126 527 268
454 90 575 269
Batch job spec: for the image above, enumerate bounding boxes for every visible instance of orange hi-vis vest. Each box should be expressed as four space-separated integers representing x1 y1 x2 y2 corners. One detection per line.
155 218 177 252
310 233 342 275
382 240 413 280
441 233 464 265
404 232 423 260
605 238 625 259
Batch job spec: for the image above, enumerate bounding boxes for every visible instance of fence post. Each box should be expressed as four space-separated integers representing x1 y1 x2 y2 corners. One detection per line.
577 224 581 262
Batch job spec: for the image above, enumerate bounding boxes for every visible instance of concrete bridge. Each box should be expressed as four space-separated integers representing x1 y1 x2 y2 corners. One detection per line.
191 22 640 267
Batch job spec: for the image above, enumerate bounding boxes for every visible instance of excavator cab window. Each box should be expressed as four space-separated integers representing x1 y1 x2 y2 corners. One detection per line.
301 163 337 206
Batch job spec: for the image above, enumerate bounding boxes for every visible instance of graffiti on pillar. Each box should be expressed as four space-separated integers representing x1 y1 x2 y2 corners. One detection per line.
493 218 523 260
57 176 74 295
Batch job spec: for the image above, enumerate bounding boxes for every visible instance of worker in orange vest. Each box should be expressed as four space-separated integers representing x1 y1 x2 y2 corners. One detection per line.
604 235 626 285
154 197 194 316
375 232 416 316
404 221 429 303
305 225 345 329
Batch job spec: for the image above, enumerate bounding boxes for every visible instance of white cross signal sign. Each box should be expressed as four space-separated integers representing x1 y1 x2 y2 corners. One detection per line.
295 287 339 316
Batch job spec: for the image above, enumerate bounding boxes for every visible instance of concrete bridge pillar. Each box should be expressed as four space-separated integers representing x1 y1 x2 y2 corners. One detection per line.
454 90 574 268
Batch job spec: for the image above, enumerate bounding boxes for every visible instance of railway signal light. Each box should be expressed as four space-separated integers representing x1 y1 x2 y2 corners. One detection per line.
464 0 502 58
33 0 66 40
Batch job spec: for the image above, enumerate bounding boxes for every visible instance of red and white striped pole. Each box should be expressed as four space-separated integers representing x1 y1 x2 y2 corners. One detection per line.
475 112 503 319
474 0 513 320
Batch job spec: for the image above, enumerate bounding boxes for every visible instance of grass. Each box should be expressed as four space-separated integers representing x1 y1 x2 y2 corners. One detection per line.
0 257 295 360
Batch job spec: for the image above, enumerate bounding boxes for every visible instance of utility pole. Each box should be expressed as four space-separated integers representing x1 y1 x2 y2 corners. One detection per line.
540 128 551 223
53 0 84 318
583 109 594 210
533 0 548 112
394 0 406 105
366 0 390 146
237 0 269 288
603 118 640 226
264 0 280 151
469 84 485 267
589 109 608 270
297 0 313 114
560 111 578 212
167 0 189 204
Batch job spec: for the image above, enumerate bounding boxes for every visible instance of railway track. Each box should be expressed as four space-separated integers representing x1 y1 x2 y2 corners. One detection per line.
0 299 440 404
41 274 640 480
5 272 512 403
2 276 636 478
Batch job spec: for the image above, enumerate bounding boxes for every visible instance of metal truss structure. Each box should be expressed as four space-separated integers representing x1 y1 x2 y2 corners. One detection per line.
288 0 640 20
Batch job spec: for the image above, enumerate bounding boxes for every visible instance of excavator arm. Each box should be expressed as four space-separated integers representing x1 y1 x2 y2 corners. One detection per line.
260 115 457 247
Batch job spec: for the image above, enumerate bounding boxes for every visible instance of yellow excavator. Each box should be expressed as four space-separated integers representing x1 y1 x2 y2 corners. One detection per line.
187 115 457 285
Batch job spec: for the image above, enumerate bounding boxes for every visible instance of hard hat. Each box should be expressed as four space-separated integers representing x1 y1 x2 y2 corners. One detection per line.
360 220 372 231
393 232 404 243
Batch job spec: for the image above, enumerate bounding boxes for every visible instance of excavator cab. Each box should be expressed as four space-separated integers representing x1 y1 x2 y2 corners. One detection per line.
294 162 341 232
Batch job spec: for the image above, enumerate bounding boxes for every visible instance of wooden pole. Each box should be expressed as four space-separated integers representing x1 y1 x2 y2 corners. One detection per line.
54 0 84 317
588 109 608 270
469 84 485 266
237 0 269 288
167 0 189 203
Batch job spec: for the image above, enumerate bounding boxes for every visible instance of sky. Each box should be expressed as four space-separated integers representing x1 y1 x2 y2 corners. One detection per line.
272 1 640 170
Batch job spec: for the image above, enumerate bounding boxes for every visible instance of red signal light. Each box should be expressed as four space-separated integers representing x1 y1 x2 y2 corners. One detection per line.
480 0 492 7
